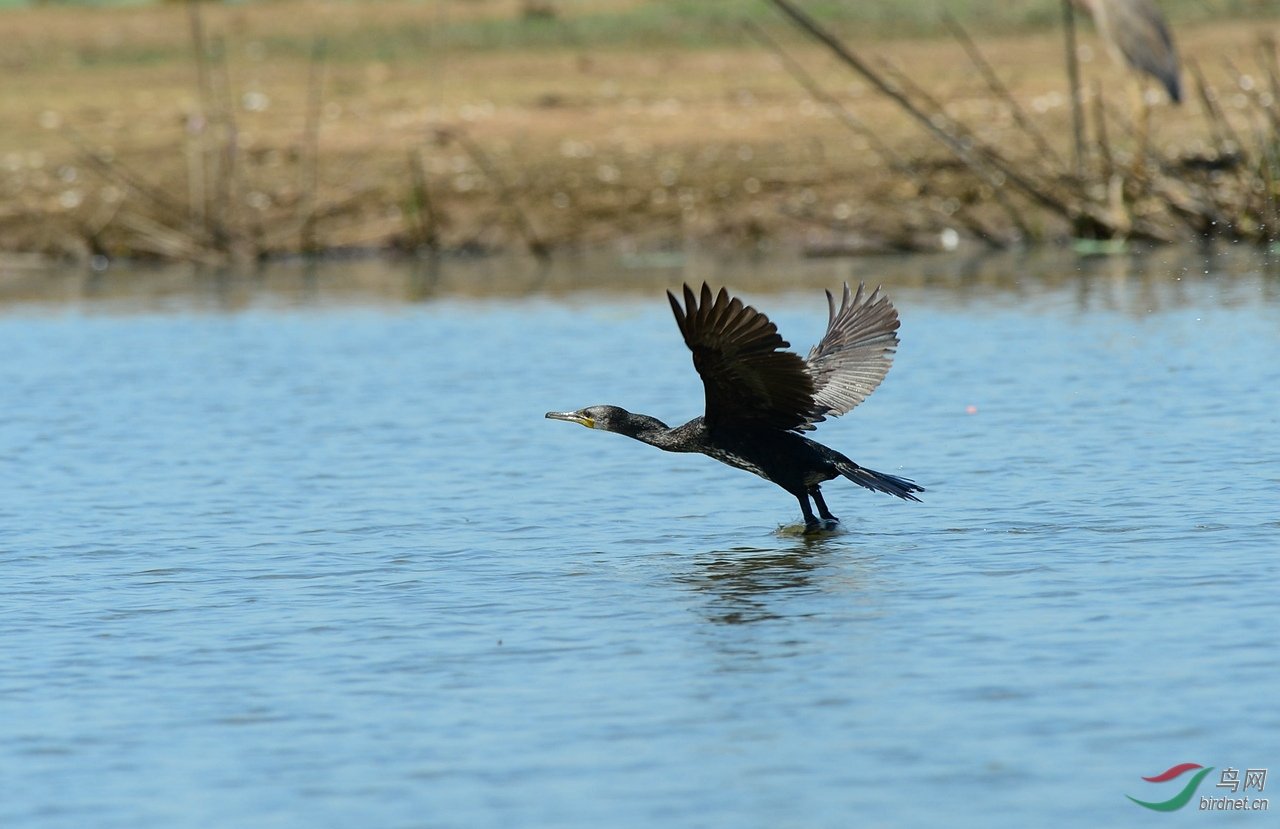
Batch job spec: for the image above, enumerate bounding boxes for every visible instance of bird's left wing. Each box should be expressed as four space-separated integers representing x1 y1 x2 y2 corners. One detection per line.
668 283 816 432
801 282 900 429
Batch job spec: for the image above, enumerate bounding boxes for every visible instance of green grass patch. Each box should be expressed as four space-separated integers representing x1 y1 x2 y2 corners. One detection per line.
6 0 1277 70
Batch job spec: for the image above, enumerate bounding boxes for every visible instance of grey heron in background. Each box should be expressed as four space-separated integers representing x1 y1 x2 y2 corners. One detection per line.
1063 0 1181 184
1078 0 1182 104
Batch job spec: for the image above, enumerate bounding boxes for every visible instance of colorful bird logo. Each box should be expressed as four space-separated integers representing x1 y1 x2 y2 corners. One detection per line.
1127 763 1214 811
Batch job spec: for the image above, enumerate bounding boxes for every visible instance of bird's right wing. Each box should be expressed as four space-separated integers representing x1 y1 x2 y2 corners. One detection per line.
802 282 900 428
668 283 816 432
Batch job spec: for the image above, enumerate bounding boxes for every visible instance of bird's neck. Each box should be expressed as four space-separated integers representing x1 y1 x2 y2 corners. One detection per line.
614 413 675 448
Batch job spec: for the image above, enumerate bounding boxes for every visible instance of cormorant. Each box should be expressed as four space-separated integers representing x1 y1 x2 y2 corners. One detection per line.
546 283 923 531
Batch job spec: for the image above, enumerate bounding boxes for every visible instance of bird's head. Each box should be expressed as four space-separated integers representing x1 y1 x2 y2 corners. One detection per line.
544 405 632 432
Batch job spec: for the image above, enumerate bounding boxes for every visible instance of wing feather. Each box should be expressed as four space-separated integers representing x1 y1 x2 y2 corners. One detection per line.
802 282 900 428
668 283 815 431
669 282 900 433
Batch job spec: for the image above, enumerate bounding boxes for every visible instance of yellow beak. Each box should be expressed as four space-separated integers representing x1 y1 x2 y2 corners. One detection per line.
545 411 595 429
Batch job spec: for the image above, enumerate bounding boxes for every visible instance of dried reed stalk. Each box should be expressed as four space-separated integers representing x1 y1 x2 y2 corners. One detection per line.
209 36 240 252
741 21 905 172
446 127 549 260
186 0 213 236
299 37 328 254
943 12 1066 173
1060 0 1087 177
767 0 1097 241
407 147 441 252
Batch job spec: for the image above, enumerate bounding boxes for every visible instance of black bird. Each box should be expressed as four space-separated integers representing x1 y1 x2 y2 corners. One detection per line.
546 283 923 531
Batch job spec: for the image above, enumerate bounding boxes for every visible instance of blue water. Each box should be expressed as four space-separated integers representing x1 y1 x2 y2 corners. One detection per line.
1 252 1277 827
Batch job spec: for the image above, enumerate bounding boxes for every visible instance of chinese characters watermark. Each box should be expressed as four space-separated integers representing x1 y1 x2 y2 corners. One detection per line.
1216 767 1267 794
1201 767 1268 811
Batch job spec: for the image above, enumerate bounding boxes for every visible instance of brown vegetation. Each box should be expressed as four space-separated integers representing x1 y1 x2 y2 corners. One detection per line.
0 1 1277 263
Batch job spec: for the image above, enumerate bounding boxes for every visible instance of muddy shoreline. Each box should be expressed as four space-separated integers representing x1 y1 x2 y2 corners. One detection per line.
1 4 1276 263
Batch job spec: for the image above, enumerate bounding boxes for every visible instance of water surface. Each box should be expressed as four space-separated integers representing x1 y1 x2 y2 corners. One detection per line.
2 249 1277 827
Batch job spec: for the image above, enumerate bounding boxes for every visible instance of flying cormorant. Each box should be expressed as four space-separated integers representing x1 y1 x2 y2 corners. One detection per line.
546 283 923 530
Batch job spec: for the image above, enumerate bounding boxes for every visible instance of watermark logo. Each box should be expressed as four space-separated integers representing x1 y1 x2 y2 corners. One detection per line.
1127 764 1214 811
1126 764 1268 812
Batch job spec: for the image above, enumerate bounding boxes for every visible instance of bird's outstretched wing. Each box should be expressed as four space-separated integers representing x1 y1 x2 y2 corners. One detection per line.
801 282 900 430
668 283 815 432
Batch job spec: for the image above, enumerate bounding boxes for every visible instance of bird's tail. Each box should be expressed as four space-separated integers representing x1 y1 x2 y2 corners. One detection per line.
835 460 924 502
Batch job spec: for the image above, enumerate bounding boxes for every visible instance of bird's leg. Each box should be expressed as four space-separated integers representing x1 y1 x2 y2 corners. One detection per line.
795 492 821 531
809 485 838 523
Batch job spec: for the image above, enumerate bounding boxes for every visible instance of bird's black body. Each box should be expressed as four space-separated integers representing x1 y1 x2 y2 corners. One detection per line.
547 283 923 530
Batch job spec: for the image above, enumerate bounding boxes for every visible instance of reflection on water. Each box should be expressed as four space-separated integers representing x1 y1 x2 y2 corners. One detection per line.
681 543 839 624
2 246 1278 313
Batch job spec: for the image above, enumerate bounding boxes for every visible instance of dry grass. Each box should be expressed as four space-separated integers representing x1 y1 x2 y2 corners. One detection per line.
0 1 1277 261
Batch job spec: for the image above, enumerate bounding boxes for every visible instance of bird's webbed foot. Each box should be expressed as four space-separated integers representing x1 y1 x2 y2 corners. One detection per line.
805 517 842 533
